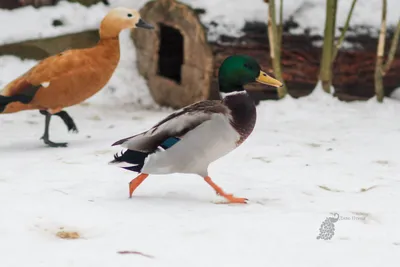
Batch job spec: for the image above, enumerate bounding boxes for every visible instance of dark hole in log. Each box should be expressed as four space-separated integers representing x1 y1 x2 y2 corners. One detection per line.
157 23 184 84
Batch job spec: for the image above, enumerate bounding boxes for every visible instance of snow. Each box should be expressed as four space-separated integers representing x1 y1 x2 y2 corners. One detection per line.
0 1 108 46
2 56 400 267
0 0 399 45
275 0 400 36
181 0 400 40
390 87 400 100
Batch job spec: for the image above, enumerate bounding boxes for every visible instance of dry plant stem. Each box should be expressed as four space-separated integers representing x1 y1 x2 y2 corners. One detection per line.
382 19 400 75
268 0 288 98
332 0 357 60
278 0 283 45
374 0 387 102
318 0 337 93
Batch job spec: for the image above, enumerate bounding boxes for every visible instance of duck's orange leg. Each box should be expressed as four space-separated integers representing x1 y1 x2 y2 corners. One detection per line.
129 173 149 198
204 176 247 204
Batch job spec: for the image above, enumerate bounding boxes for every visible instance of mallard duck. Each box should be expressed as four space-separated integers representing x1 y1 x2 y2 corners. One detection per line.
0 7 153 147
110 55 282 204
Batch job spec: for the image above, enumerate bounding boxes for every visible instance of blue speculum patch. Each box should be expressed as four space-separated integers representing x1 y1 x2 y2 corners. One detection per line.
160 137 181 149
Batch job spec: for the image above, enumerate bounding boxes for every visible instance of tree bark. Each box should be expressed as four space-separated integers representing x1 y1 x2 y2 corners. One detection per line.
267 0 287 98
374 0 387 102
318 0 337 93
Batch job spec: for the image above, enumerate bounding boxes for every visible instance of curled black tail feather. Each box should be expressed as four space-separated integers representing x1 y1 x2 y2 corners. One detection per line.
113 151 124 161
0 93 39 113
1 84 42 112
0 95 12 112
110 149 149 173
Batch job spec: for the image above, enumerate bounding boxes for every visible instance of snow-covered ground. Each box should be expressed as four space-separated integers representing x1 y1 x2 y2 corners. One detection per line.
1 85 400 267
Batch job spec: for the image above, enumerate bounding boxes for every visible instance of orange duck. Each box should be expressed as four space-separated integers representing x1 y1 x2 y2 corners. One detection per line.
0 7 153 147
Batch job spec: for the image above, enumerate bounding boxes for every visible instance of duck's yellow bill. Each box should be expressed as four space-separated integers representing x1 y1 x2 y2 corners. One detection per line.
255 71 283 88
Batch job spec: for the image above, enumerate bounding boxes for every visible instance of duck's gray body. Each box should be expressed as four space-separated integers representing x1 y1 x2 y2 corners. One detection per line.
110 91 256 178
141 112 239 176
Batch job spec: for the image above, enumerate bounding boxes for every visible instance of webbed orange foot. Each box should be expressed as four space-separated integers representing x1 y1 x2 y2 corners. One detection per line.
204 176 247 204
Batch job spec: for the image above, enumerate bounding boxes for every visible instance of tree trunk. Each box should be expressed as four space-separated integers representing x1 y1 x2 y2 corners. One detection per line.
267 0 287 98
318 0 337 93
374 0 387 102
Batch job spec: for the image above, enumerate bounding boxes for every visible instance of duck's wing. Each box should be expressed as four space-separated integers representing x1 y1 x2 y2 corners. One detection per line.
1 50 91 97
112 100 229 153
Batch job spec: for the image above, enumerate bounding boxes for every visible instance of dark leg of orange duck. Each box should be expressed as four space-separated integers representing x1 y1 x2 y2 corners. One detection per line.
40 110 79 133
54 110 79 133
39 110 68 148
204 176 247 204
129 173 149 198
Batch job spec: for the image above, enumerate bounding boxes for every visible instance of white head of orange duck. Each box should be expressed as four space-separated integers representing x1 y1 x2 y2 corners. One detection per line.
99 7 154 39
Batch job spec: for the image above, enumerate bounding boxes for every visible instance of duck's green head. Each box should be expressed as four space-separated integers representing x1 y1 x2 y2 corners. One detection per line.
218 55 282 93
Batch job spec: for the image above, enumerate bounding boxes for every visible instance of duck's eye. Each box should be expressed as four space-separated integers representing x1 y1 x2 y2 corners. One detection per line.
127 13 133 18
244 63 251 70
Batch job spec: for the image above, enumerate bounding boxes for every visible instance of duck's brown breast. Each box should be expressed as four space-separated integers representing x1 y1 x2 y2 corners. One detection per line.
222 91 257 146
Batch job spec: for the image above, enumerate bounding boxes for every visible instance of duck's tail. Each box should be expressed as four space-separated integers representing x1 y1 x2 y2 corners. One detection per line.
0 95 36 113
0 95 16 113
109 149 149 173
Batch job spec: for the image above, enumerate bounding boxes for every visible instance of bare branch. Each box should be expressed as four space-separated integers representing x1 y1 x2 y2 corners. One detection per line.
267 0 287 98
278 0 283 45
268 7 275 60
377 0 387 58
332 0 357 60
374 0 387 102
318 0 337 93
382 19 400 74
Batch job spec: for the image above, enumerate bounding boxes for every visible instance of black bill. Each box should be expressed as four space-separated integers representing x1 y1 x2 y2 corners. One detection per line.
136 18 154 29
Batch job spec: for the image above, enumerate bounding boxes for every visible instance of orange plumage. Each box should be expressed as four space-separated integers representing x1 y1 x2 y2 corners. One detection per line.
0 7 153 147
